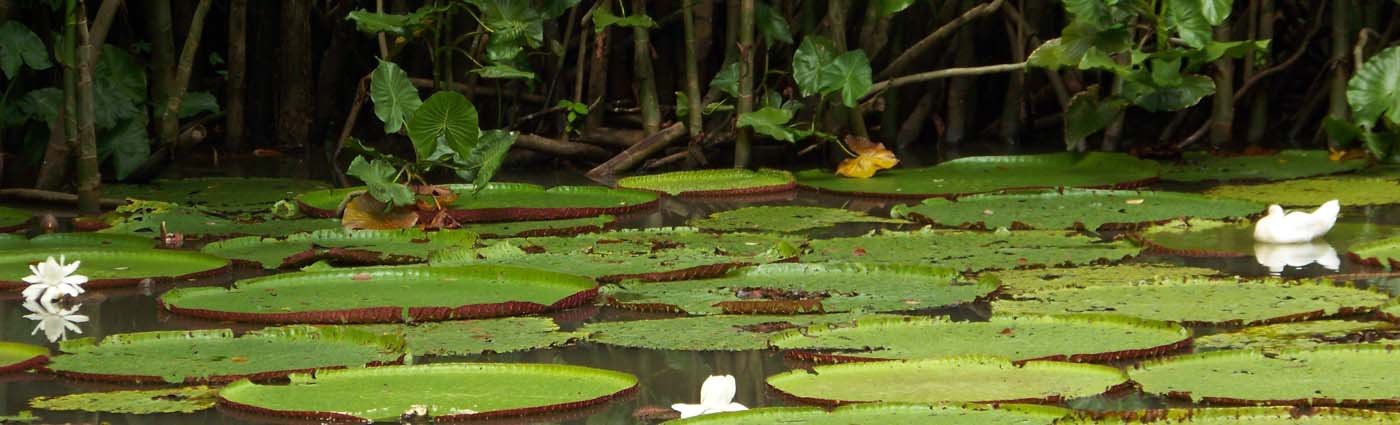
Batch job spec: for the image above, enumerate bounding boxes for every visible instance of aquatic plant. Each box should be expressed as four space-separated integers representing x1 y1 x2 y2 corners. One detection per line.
19 255 87 308
672 375 748 419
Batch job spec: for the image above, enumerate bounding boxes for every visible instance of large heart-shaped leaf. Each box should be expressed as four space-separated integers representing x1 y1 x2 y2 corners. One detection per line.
407 91 479 161
369 60 421 135
709 61 740 98
821 51 873 107
793 36 837 97
346 156 414 207
736 107 797 142
0 21 51 79
1123 65 1216 111
458 129 517 190
93 45 147 129
1348 46 1400 129
754 1 792 44
1167 0 1213 48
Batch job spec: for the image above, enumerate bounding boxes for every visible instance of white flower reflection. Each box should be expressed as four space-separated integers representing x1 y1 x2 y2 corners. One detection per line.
1254 240 1341 275
21 300 88 343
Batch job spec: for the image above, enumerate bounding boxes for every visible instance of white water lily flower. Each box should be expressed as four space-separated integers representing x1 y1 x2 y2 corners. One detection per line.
21 255 88 307
21 300 88 343
671 375 747 418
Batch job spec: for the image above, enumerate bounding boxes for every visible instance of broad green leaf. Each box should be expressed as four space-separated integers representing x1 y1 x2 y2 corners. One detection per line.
29 386 217 414
369 60 421 134
1190 39 1270 67
352 317 584 356
1205 176 1400 206
0 21 50 79
1194 320 1399 352
891 189 1264 231
93 45 147 129
1199 0 1233 25
822 50 874 107
793 36 837 97
875 0 917 16
296 183 657 220
993 264 1220 296
178 91 219 118
1077 47 1129 74
458 129 517 190
796 152 1161 198
100 115 150 181
200 228 477 269
1062 0 1115 26
346 156 414 207
1055 21 1132 68
1063 87 1127 149
1162 149 1368 182
471 64 535 80
736 107 797 142
755 2 793 45
1347 45 1400 129
1323 117 1364 146
805 228 1141 272
408 91 479 161
1361 131 1400 161
617 169 795 196
1027 38 1071 69
591 7 655 32
1167 0 1212 48
19 87 61 124
709 61 740 98
1132 345 1400 404
345 7 436 35
1123 70 1215 111
104 177 330 214
0 249 228 287
541 0 581 18
768 357 1128 404
583 313 884 351
670 404 1069 425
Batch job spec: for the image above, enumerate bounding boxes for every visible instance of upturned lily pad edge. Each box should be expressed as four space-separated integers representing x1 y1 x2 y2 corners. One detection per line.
296 185 661 223
617 169 798 198
1129 343 1400 407
0 342 50 375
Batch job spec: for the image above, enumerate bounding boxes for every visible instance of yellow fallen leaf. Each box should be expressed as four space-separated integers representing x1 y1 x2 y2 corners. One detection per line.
835 136 899 179
342 194 419 230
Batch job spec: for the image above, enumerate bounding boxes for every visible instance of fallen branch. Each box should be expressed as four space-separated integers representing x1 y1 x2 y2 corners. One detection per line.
0 188 127 208
587 122 687 180
515 133 613 160
581 127 647 149
876 0 1007 80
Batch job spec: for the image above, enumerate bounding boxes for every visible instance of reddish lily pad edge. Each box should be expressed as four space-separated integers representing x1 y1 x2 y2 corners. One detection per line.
295 184 660 223
0 249 231 290
0 342 50 375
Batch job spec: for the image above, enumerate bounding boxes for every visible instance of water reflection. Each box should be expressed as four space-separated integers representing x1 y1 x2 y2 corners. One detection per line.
20 300 88 342
1253 240 1341 274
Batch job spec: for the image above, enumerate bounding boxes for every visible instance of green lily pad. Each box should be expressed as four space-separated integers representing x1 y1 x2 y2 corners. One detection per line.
617 169 796 196
1137 219 1400 257
216 363 638 422
1131 344 1400 406
991 264 1220 296
106 177 331 214
432 228 799 283
601 263 999 315
1194 320 1400 353
295 183 658 221
0 411 39 422
200 228 477 269
766 356 1129 405
771 315 1190 363
0 342 49 374
0 206 31 233
663 403 1071 425
1204 176 1400 206
805 228 1141 272
0 234 23 250
99 200 340 238
582 313 888 351
993 278 1389 326
891 190 1264 231
1349 236 1400 269
0 248 229 289
796 152 1160 198
1056 407 1400 423
1381 302 1400 323
29 386 217 414
160 265 597 323
0 232 157 250
1161 150 1369 182
352 317 586 356
464 215 614 238
690 206 908 233
43 326 404 384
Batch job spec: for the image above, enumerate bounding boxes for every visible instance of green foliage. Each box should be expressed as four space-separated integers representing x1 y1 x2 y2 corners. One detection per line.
710 61 740 98
791 36 873 106
754 1 792 45
353 317 585 356
1194 320 1399 352
805 228 1141 272
471 64 536 79
345 6 440 35
1131 344 1400 404
0 248 228 283
890 189 1264 231
177 91 220 118
556 99 588 133
793 36 837 97
875 0 918 16
616 168 794 196
1063 86 1127 149
0 21 51 79
796 152 1161 198
98 114 149 180
1343 46 1400 159
1160 150 1369 182
91 45 147 129
408 91 480 161
200 228 476 269
591 7 655 31
767 357 1129 404
1204 176 1400 206
737 107 797 142
458 129 517 190
346 156 414 207
369 60 421 134
29 387 217 414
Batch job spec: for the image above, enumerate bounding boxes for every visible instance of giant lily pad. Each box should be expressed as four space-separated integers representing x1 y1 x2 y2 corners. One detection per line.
1131 344 1400 406
99 200 340 238
601 263 999 315
691 206 908 233
106 177 331 214
432 228 798 283
1161 150 1369 182
216 363 638 422
771 315 1190 363
0 248 229 289
353 317 586 356
1204 176 1400 206
42 326 404 384
617 169 796 197
296 183 658 221
805 228 1140 272
664 403 1071 425
200 228 477 269
1194 320 1400 353
796 152 1159 198
160 265 597 323
29 386 217 414
766 356 1130 405
582 313 887 351
1056 407 1400 423
0 342 49 374
891 190 1264 231
464 215 614 238
991 264 1220 296
0 206 30 233
1 232 157 250
993 278 1389 326
1349 236 1400 269
1137 219 1400 257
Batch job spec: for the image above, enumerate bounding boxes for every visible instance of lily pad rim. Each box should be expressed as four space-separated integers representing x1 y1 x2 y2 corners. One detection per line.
0 342 50 375
294 182 661 222
0 248 231 289
616 168 798 198
1129 343 1400 407
891 189 1265 232
663 402 1074 424
794 152 1162 199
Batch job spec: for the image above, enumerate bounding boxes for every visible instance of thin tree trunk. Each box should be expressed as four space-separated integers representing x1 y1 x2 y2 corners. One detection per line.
828 0 867 138
61 0 78 195
227 0 246 150
35 110 69 190
998 2 1025 146
1245 0 1273 145
585 1 611 133
876 0 1005 80
74 0 99 213
146 0 175 143
733 0 755 168
158 0 211 146
944 0 978 146
682 0 704 139
857 1 891 61
276 0 311 149
1327 0 1350 143
631 0 660 135
1210 24 1235 148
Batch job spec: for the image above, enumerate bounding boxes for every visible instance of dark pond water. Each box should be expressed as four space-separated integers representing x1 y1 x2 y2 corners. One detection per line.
3 156 1399 424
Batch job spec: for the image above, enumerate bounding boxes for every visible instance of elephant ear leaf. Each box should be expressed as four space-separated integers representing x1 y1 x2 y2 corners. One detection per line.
457 130 517 193
1347 46 1400 130
408 91 480 162
369 60 422 134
